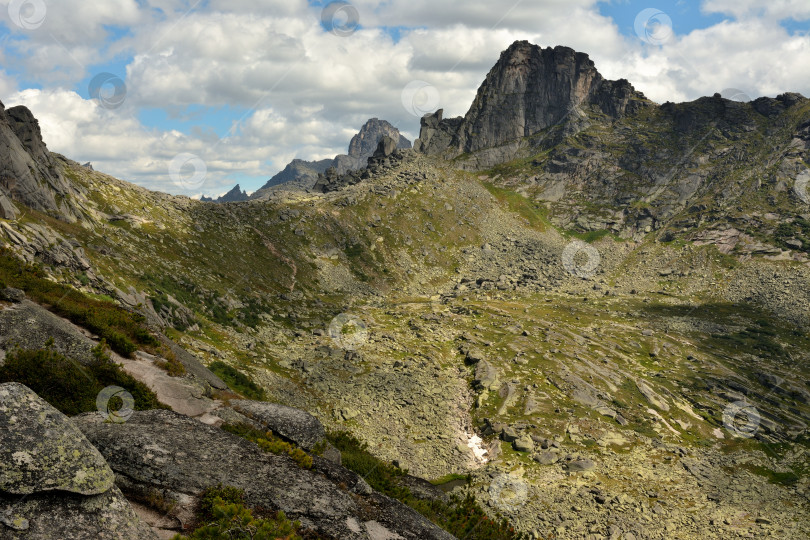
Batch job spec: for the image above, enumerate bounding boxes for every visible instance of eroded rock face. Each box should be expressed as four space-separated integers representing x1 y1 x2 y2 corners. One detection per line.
0 102 85 222
75 409 453 540
5 107 51 165
412 110 462 156
414 41 650 158
0 382 157 540
0 188 17 219
230 399 325 450
250 118 411 197
347 118 411 159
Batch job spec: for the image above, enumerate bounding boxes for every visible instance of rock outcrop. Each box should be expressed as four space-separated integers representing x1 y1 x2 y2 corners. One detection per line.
0 383 156 539
250 118 411 197
0 100 85 222
312 135 409 193
200 184 249 203
0 299 99 365
252 158 334 194
414 41 650 160
230 399 325 450
343 118 411 168
75 409 454 539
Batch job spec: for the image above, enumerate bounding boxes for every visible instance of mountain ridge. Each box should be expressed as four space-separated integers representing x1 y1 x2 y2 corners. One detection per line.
201 118 411 203
247 117 411 199
1 39 809 540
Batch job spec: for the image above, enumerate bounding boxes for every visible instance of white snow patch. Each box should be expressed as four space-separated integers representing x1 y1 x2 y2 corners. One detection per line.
467 432 488 463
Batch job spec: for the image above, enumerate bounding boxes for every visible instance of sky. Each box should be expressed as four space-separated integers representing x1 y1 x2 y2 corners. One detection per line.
0 0 808 198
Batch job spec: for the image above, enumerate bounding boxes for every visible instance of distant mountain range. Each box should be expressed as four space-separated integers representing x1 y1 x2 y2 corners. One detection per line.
202 118 411 203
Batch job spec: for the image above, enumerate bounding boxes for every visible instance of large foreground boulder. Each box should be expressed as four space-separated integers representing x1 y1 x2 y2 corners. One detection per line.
75 409 454 539
0 382 157 539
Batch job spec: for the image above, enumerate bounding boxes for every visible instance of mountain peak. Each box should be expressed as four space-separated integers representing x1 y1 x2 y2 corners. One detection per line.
248 118 411 198
202 183 248 203
347 118 411 158
415 41 650 159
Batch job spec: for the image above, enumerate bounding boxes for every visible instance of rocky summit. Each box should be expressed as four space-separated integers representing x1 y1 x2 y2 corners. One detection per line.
246 118 412 198
415 42 647 158
1 39 809 540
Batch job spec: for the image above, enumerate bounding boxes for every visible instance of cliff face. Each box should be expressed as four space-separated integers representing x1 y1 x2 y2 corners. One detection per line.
414 41 650 158
0 101 85 222
408 40 810 248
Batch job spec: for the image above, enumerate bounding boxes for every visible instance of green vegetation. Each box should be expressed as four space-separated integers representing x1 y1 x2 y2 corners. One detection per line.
146 273 267 330
209 361 266 400
173 484 301 540
566 229 612 243
344 242 365 258
198 484 248 523
0 248 158 357
222 423 313 469
327 431 525 540
483 183 547 230
774 217 810 254
156 350 186 377
745 465 801 486
710 318 786 358
0 342 167 415
430 473 470 486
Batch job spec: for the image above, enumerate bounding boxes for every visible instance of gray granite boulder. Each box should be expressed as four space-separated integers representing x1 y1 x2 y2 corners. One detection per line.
229 399 325 450
0 300 97 364
0 382 113 495
75 409 453 539
0 287 25 303
0 382 156 539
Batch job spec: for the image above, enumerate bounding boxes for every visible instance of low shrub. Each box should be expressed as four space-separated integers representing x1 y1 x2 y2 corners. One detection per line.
198 484 246 524
222 423 312 469
0 248 159 357
0 342 167 415
156 349 186 377
174 484 301 540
